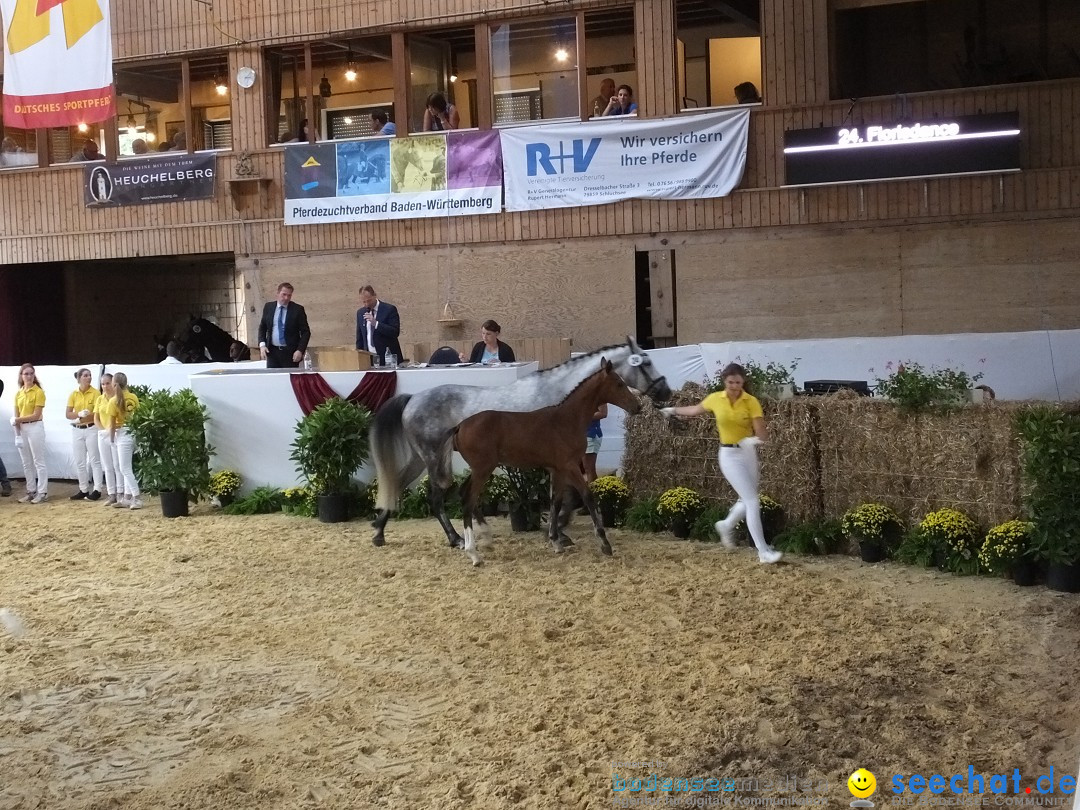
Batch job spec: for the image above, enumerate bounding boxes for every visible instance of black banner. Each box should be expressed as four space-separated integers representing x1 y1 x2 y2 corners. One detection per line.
84 152 216 206
784 112 1020 187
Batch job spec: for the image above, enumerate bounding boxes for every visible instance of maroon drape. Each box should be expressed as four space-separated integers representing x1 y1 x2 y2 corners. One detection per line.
289 370 397 416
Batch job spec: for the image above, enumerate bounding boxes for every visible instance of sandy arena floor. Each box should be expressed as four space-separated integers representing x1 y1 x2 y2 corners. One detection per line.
1 483 1078 810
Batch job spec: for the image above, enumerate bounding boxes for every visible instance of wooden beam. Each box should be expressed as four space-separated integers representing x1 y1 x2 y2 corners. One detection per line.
576 11 588 121
831 0 924 9
699 0 760 31
392 32 409 134
181 59 193 152
304 43 315 143
474 22 493 130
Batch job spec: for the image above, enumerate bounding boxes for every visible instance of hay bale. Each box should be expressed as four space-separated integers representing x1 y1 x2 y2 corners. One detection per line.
625 385 1071 530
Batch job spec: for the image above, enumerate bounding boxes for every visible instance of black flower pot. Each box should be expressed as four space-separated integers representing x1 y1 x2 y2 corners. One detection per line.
1046 561 1080 593
670 515 691 540
509 504 537 532
859 541 885 563
217 493 235 508
1011 559 1041 587
599 502 620 529
317 494 348 524
159 489 189 518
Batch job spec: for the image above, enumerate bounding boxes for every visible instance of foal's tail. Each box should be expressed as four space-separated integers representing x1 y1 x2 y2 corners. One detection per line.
370 394 414 512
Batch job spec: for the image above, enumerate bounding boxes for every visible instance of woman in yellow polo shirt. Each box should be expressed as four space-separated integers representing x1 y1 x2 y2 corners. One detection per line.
12 363 48 504
108 372 142 510
66 368 103 501
662 362 782 564
93 373 119 506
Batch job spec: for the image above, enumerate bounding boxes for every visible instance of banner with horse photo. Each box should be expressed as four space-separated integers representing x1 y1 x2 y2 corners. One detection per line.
0 0 115 128
283 131 502 225
499 108 750 212
83 153 216 207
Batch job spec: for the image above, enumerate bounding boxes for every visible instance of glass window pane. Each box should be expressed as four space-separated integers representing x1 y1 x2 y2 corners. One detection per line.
265 45 310 144
584 8 637 118
0 79 39 168
408 27 474 133
314 35 395 139
491 17 578 125
51 125 105 164
675 0 761 110
190 52 231 151
115 60 182 155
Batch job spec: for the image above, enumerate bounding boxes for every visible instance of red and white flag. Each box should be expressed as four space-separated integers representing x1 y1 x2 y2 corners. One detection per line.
0 0 114 128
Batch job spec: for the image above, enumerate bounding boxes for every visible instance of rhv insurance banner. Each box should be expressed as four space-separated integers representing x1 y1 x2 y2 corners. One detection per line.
284 130 502 225
500 108 750 211
0 0 115 128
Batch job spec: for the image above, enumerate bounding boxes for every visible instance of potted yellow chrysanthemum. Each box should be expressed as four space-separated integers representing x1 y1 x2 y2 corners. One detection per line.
209 469 242 508
919 507 980 574
589 475 631 527
657 486 705 539
842 503 904 563
980 520 1038 586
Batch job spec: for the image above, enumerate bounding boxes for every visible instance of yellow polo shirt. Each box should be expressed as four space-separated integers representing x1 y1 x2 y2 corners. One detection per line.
14 385 45 418
701 390 764 445
68 388 100 425
107 391 140 428
94 391 113 428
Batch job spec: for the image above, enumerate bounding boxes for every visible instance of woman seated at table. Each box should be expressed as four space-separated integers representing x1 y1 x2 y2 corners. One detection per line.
461 320 516 364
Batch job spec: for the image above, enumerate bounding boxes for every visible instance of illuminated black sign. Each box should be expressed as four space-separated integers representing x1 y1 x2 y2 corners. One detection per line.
784 112 1020 186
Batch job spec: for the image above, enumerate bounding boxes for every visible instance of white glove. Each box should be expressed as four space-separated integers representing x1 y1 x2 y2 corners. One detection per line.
739 436 764 448
78 409 91 418
13 436 23 448
9 417 16 427
660 407 678 418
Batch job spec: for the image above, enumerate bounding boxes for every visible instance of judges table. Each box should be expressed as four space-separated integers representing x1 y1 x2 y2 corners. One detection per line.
189 363 538 491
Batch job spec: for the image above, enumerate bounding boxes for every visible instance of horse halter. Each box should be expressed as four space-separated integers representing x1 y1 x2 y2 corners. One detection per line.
626 352 667 399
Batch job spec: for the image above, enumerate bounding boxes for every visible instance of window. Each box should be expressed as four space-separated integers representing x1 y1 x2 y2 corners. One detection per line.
190 52 231 150
490 17 579 124
833 0 1080 99
675 0 762 110
266 36 394 144
407 27 475 133
583 8 638 118
0 79 39 168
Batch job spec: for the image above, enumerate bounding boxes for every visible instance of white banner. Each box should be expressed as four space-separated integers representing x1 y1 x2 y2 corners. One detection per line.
286 187 499 225
0 0 115 128
499 109 750 211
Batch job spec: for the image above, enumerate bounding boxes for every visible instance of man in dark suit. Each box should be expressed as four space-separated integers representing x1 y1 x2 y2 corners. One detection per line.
355 285 402 366
258 282 311 368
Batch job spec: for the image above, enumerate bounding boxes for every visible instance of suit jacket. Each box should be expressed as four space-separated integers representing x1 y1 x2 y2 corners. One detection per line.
355 300 403 363
258 301 311 355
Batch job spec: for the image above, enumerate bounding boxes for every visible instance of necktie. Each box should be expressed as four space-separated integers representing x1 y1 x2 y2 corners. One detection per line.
366 307 375 351
276 305 286 346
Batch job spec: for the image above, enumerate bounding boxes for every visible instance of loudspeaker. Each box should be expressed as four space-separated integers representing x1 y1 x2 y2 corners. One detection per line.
803 379 871 396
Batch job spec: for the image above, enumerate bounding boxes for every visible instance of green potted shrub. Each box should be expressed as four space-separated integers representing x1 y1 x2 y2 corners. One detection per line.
589 475 631 527
290 397 373 523
657 486 705 539
481 472 512 517
504 466 549 531
706 358 799 400
874 361 984 412
980 520 1038 586
918 507 980 574
125 388 213 518
842 503 904 563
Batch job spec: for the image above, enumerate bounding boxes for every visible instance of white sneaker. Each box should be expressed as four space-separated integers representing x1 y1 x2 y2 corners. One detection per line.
103 494 117 506
714 520 736 549
17 493 34 504
112 497 129 509
758 548 784 565
128 498 144 510
30 492 48 504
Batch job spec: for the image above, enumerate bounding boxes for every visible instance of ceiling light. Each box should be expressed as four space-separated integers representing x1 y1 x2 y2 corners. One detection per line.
77 122 89 133
345 64 357 82
215 76 228 96
146 132 156 142
449 73 458 83
554 47 569 62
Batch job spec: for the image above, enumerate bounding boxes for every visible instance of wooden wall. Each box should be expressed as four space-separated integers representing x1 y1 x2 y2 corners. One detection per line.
242 241 637 354
675 217 1080 343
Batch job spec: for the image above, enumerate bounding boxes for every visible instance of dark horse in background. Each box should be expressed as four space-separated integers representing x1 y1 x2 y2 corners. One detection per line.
155 317 247 363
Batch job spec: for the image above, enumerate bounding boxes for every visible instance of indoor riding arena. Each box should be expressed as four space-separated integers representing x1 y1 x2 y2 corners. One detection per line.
1 497 1077 809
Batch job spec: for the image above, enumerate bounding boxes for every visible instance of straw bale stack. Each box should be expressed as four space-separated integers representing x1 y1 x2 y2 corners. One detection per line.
624 385 1062 528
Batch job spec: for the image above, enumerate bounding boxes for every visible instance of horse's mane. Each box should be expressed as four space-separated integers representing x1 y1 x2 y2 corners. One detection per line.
534 342 627 378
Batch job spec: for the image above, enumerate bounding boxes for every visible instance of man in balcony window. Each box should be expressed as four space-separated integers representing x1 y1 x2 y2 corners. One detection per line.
591 78 615 117
371 110 396 136
68 139 104 162
602 85 638 117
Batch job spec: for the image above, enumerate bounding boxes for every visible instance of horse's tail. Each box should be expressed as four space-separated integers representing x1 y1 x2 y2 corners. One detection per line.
370 394 414 512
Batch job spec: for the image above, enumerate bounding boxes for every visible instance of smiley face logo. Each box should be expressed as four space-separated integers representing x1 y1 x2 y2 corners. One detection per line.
848 769 877 799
